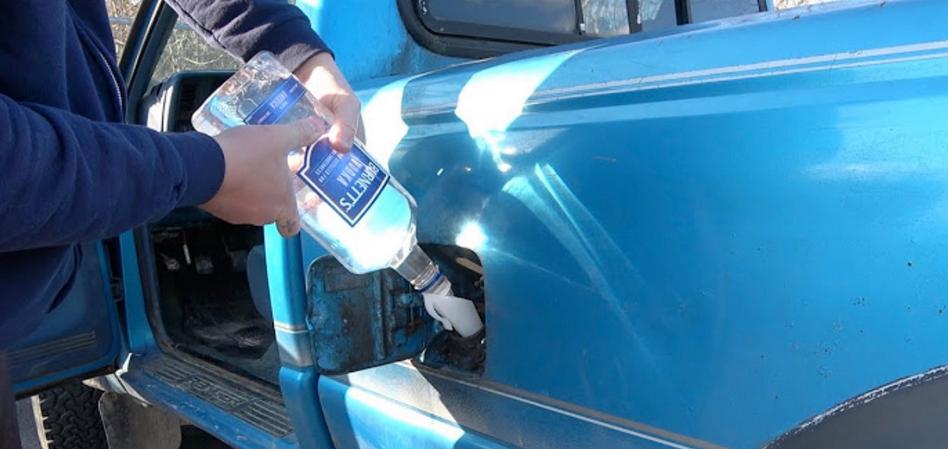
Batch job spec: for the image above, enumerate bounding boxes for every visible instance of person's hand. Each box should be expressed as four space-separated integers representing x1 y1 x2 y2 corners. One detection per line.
201 118 320 237
294 52 362 152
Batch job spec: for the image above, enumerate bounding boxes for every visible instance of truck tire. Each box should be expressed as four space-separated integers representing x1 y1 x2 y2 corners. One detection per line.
30 382 108 449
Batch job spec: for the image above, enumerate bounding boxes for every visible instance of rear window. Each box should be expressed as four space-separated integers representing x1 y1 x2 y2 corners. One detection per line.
688 0 763 23
425 0 578 37
404 0 769 56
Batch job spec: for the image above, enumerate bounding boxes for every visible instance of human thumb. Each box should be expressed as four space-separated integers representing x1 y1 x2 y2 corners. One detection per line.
275 116 324 153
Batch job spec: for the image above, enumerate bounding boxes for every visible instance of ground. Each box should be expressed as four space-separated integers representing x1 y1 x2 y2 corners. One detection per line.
16 399 231 449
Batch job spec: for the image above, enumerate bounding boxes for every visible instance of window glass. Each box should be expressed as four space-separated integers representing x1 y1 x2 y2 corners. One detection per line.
417 0 692 44
151 18 240 86
106 0 139 57
582 0 631 37
639 0 678 32
425 0 578 36
690 0 760 22
411 0 779 54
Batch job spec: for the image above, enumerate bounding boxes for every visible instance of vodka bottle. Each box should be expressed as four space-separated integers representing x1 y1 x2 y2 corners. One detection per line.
191 52 450 295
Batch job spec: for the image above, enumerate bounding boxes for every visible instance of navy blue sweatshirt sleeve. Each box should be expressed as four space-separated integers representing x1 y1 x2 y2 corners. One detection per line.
0 94 225 252
164 0 332 71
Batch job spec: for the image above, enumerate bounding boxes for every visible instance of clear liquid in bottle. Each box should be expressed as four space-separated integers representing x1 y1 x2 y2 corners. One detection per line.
191 51 449 294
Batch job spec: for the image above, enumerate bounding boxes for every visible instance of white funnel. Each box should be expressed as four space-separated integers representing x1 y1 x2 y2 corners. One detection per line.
422 293 484 338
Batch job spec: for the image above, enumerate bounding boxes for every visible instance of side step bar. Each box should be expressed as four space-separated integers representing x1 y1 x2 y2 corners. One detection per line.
120 354 297 449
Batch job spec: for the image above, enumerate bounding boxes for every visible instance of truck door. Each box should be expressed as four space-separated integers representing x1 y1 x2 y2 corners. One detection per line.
8 243 121 395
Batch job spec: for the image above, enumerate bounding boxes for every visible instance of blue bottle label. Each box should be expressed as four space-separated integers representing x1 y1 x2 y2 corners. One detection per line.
298 138 390 226
243 76 389 227
244 77 306 125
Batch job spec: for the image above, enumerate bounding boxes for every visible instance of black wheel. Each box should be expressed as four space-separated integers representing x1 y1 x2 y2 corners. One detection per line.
30 382 108 449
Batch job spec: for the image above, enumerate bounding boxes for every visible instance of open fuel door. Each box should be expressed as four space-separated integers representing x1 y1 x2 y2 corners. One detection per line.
307 256 437 374
307 246 486 375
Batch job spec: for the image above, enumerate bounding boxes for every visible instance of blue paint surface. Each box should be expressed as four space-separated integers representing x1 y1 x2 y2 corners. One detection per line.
11 242 121 393
263 226 336 448
310 1 948 448
319 375 513 449
120 231 158 354
264 226 308 328
294 0 462 83
279 366 335 449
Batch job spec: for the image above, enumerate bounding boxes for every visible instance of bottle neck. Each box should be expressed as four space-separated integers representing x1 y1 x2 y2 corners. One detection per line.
394 245 452 295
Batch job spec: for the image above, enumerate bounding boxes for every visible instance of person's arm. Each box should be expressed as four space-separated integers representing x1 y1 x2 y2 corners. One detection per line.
0 94 224 252
165 0 361 152
0 93 323 251
163 0 331 72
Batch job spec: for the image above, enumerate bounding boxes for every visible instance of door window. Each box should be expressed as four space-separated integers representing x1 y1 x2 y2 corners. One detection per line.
151 18 240 86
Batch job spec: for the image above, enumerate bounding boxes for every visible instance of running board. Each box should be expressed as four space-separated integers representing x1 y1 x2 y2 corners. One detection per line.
121 354 296 449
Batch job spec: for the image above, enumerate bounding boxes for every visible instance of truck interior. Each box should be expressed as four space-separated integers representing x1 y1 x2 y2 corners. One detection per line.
145 206 281 383
130 66 284 384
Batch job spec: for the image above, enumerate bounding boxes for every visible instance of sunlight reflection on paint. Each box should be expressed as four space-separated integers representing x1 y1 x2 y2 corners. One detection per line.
502 163 663 378
344 386 464 448
455 50 580 171
361 77 414 168
805 100 948 182
456 221 487 250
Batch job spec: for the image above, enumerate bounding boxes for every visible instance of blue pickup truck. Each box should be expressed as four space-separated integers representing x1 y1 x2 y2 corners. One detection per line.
11 0 948 448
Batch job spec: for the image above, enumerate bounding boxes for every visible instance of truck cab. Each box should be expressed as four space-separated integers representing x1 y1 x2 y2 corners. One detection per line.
12 1 948 448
